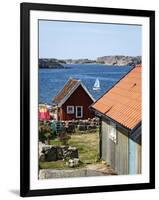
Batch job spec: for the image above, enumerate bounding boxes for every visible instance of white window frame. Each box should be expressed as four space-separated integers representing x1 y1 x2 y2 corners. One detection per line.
67 106 74 114
109 121 117 143
75 106 83 118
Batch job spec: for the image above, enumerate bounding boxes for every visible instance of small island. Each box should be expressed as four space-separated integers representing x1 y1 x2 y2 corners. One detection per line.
39 58 65 69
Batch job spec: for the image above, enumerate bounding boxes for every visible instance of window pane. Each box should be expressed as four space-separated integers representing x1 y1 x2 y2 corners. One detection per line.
76 106 83 118
77 107 81 115
67 106 74 114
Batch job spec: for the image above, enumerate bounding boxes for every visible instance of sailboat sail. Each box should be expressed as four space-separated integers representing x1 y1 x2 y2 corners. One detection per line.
93 78 100 90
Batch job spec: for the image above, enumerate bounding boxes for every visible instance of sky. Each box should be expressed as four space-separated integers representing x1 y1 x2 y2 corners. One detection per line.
39 20 142 59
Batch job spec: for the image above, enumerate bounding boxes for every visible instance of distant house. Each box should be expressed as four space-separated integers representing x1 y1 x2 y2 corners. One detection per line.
53 78 95 121
90 65 141 175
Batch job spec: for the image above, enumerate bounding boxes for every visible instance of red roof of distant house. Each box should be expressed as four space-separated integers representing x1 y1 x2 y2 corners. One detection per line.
91 65 141 130
53 78 94 106
53 78 79 104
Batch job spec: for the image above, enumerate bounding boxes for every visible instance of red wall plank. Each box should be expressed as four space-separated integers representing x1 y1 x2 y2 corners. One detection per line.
60 85 94 120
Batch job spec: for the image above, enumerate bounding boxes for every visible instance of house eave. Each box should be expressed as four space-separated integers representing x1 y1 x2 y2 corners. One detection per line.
90 106 132 132
130 121 141 134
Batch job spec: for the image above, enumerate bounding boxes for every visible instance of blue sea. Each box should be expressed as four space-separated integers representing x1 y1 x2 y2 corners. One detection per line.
39 64 132 104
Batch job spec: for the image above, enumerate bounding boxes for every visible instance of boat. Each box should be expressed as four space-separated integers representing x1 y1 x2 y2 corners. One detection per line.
93 78 100 90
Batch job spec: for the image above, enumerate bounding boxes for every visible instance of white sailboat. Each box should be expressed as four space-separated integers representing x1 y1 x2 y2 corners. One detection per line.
93 78 100 90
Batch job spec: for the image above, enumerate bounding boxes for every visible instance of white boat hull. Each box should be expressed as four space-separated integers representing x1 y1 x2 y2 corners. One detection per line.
93 87 100 91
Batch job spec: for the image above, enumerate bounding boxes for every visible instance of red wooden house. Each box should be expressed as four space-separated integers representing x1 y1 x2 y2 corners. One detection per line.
53 78 95 121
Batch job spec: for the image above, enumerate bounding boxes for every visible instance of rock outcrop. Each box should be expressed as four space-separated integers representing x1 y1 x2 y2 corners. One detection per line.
96 55 141 66
39 56 141 67
39 144 79 162
39 58 65 69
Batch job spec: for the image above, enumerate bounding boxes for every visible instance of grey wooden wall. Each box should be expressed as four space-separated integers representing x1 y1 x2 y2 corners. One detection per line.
101 118 129 175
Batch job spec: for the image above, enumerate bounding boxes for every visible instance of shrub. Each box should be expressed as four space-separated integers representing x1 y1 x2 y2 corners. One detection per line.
39 121 52 143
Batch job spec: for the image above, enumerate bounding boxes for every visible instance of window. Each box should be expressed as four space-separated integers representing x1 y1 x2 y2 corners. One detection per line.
67 106 74 114
109 121 117 143
76 106 83 118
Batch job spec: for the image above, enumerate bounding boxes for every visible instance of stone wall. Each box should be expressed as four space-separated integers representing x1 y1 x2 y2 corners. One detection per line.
61 118 99 134
39 143 78 162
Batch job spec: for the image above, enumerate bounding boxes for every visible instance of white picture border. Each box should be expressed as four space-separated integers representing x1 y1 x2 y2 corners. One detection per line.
30 10 150 190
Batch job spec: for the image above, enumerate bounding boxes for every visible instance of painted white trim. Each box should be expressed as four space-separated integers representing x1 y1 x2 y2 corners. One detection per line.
58 81 94 107
67 105 74 114
75 106 83 118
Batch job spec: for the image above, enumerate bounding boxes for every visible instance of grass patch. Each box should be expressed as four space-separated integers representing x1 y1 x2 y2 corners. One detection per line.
50 138 62 146
39 160 65 169
40 131 99 169
68 132 99 164
39 160 86 170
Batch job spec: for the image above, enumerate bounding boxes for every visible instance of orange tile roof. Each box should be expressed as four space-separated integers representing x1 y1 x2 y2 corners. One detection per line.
91 65 141 130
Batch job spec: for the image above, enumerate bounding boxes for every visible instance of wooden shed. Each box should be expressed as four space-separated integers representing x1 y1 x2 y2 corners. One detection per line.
53 78 95 121
90 65 142 175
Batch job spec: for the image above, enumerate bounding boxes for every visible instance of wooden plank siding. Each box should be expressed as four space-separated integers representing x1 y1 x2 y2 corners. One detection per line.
129 126 141 174
137 144 141 174
129 138 137 174
101 119 108 162
100 117 141 175
101 118 129 175
59 85 94 120
136 127 142 174
115 127 129 174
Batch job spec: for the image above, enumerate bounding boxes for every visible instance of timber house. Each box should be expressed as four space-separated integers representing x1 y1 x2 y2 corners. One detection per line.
53 78 95 121
90 65 142 175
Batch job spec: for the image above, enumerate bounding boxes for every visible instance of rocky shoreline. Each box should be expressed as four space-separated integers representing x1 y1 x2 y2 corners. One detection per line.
39 55 141 68
39 58 65 69
97 55 141 66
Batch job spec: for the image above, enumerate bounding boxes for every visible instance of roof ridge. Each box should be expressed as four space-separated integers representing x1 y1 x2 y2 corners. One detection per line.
52 77 79 103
